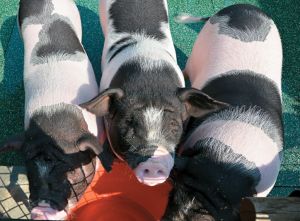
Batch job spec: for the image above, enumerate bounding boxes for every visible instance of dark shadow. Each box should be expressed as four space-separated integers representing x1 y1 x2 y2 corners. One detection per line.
0 165 30 219
6 166 30 209
257 1 300 150
185 22 206 33
289 189 300 197
78 5 104 84
174 45 188 70
0 16 25 166
0 16 16 55
175 46 190 87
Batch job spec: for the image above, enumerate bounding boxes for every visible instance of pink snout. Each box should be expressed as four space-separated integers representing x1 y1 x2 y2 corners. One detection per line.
31 203 67 220
134 147 174 186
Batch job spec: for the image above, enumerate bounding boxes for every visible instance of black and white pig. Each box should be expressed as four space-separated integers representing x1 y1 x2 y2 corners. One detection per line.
163 4 283 221
80 0 228 186
0 0 110 220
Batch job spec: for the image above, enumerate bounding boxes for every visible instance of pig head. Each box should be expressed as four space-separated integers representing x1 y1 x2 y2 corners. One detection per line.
0 104 108 220
81 86 228 187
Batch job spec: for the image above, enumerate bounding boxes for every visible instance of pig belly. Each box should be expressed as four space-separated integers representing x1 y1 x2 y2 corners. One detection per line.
185 22 282 95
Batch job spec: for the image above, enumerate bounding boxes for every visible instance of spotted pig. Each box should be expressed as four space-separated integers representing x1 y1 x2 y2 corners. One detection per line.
163 4 283 221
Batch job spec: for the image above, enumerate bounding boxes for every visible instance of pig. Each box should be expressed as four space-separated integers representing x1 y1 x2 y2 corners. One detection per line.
80 0 228 186
0 0 111 220
162 4 283 221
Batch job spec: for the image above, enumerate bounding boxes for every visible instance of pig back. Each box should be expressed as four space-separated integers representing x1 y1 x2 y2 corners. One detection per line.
185 4 282 95
183 4 283 197
99 0 182 91
18 0 98 128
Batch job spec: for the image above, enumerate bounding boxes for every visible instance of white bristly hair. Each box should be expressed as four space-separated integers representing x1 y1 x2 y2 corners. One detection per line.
143 107 164 145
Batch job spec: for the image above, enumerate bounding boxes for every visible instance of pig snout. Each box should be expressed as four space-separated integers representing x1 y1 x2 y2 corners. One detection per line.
134 147 174 186
31 202 67 220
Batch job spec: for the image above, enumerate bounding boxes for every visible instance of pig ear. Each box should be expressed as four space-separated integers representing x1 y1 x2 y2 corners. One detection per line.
177 88 229 119
77 133 103 155
76 133 113 172
0 134 25 153
79 88 124 117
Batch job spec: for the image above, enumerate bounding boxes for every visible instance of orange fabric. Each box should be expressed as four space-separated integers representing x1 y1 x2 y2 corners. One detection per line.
68 160 173 221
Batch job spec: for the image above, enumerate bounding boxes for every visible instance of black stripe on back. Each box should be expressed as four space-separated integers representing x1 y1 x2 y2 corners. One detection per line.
110 59 182 95
108 36 133 54
108 41 137 62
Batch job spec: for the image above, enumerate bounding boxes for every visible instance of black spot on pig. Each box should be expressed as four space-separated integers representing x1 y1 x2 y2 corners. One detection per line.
109 0 168 40
18 0 54 28
35 19 84 59
199 70 283 148
110 59 182 91
210 4 272 42
163 138 260 221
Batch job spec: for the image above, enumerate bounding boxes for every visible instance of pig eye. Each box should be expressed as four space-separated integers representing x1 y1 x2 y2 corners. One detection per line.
126 128 135 139
170 120 178 127
125 118 133 124
68 169 76 175
170 120 180 134
125 117 138 128
109 109 117 119
43 156 52 162
164 108 174 113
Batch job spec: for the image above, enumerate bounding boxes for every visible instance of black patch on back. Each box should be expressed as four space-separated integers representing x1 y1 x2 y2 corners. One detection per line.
36 19 84 58
210 4 272 42
109 0 168 40
18 0 48 27
216 4 270 29
200 71 283 140
110 59 182 97
179 138 260 220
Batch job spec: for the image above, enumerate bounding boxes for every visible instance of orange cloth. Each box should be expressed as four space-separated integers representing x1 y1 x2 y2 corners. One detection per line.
68 160 173 221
